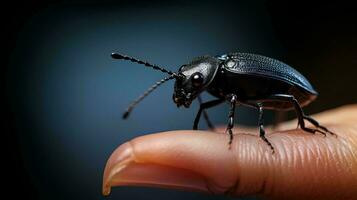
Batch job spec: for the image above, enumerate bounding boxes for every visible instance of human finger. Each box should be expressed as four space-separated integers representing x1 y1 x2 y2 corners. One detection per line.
103 105 357 200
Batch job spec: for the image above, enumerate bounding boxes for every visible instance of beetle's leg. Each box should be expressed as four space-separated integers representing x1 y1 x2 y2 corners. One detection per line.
267 94 328 136
225 94 238 148
287 98 328 136
197 95 215 130
302 115 336 136
257 103 275 153
193 99 224 130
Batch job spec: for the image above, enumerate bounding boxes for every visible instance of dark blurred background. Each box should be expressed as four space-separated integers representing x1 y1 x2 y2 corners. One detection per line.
3 0 357 200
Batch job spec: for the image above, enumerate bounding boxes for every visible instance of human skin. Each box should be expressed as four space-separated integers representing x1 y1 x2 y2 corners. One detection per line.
102 105 357 200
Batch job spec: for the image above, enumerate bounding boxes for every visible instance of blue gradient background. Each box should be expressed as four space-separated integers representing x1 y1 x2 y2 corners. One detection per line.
7 1 287 200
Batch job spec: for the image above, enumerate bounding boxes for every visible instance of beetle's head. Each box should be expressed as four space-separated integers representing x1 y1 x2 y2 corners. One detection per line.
111 52 222 118
173 56 220 108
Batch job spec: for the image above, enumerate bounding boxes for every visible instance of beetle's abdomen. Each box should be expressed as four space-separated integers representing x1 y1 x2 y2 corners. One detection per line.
208 70 317 110
218 53 318 95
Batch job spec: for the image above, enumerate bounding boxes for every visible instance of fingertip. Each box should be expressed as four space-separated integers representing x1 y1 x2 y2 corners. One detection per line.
103 126 357 199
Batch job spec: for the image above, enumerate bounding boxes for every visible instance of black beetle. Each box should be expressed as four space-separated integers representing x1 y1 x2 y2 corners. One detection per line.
111 52 335 152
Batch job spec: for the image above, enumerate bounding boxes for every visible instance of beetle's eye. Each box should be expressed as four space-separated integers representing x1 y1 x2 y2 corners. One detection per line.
191 72 204 87
179 65 186 72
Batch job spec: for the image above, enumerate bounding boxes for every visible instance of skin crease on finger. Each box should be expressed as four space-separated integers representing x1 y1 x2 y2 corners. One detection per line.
102 105 357 200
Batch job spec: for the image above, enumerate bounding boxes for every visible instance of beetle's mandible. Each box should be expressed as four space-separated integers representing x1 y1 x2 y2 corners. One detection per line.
111 52 335 152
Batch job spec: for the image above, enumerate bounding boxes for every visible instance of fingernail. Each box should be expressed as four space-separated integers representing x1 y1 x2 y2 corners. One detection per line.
103 142 134 195
102 142 210 196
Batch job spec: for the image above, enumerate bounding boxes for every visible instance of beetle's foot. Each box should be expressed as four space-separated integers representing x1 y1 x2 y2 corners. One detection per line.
316 125 336 137
301 126 327 137
208 124 216 131
205 118 215 130
303 116 336 137
205 123 215 131
193 123 198 130
225 129 233 149
259 132 275 154
262 138 275 154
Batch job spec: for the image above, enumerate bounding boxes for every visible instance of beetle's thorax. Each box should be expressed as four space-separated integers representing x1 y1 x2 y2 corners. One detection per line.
173 56 220 108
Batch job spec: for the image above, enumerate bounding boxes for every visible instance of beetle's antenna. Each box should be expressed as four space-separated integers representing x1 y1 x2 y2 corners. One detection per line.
111 53 182 79
122 75 176 119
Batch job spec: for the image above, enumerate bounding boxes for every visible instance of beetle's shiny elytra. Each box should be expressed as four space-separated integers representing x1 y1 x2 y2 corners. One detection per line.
111 52 335 153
